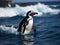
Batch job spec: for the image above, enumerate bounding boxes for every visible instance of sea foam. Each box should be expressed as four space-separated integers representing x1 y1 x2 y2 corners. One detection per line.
0 3 60 17
0 25 19 35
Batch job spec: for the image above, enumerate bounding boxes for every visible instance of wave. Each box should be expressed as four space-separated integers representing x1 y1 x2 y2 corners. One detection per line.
0 25 19 35
50 5 60 7
0 3 60 17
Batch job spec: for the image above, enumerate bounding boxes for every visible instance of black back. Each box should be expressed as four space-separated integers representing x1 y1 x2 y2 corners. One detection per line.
17 16 29 33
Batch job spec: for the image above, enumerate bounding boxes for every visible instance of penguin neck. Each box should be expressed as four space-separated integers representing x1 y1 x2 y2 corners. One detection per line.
27 15 33 21
26 15 32 18
29 15 32 18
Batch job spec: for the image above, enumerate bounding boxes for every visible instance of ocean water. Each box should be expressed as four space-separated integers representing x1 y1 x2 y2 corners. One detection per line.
0 3 60 45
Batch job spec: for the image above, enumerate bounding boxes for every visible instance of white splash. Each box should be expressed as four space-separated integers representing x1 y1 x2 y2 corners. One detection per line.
0 25 19 35
0 3 60 17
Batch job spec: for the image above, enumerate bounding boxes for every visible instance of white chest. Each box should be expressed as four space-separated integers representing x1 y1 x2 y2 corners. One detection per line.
26 18 33 29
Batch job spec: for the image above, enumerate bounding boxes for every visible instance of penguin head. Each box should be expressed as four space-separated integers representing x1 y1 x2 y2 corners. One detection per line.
26 10 38 16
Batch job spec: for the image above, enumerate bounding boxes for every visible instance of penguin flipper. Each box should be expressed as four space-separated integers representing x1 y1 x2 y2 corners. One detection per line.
18 22 27 34
17 17 28 34
22 23 26 33
17 20 24 32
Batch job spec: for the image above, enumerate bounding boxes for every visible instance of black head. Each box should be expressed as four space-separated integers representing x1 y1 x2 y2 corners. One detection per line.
26 10 38 16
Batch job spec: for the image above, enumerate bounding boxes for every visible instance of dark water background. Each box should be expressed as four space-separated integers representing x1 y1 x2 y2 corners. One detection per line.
0 3 60 45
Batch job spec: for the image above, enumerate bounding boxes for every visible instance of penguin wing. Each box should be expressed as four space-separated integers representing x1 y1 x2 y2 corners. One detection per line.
21 20 29 33
17 18 28 33
21 22 26 33
17 21 25 32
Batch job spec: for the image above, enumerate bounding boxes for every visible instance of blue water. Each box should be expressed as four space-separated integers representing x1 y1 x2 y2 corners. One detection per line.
0 3 60 45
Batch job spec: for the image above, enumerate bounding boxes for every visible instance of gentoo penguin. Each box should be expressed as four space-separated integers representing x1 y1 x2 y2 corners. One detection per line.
17 10 38 35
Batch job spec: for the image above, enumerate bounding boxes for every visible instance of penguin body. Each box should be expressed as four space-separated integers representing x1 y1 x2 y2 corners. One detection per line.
17 10 38 35
23 16 33 34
